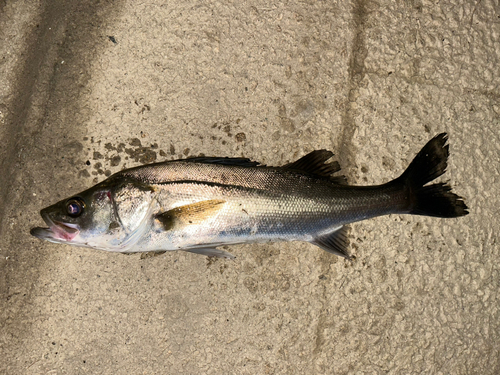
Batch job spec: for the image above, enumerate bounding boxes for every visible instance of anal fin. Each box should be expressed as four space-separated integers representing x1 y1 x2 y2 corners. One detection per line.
311 226 351 260
184 248 236 259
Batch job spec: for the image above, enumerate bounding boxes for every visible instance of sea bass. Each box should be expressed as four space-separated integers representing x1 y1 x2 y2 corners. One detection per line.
31 133 468 259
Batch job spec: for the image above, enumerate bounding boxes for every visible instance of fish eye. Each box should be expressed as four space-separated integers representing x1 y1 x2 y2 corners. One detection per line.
66 197 85 217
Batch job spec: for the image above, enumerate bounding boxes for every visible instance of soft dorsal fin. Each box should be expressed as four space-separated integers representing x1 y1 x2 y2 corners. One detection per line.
183 157 261 167
155 199 226 230
311 226 351 259
283 150 346 182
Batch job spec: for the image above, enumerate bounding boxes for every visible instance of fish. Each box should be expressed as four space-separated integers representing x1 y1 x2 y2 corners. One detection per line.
31 133 468 260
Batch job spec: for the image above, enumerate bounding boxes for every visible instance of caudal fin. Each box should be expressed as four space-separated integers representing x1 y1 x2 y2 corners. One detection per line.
400 133 468 218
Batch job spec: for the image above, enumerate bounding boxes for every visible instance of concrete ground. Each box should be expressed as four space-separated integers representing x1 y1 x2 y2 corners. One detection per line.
0 0 498 374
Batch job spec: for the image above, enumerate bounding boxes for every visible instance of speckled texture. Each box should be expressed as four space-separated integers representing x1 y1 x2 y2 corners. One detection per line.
0 0 498 374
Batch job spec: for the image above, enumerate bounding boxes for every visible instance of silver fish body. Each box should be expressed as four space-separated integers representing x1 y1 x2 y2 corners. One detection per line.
31 133 468 259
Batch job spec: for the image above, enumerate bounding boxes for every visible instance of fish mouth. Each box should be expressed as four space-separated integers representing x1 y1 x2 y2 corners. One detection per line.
30 213 79 242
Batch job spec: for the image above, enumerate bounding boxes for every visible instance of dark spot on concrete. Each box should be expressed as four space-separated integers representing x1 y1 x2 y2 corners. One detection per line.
78 169 91 178
291 99 316 118
159 150 166 157
94 162 102 169
393 300 405 311
279 117 295 132
361 166 368 173
243 277 258 294
235 132 246 142
105 143 115 151
382 156 395 170
151 143 158 149
223 124 231 134
278 103 287 117
253 303 266 311
110 155 121 167
104 170 111 177
124 145 157 164
221 140 226 145
170 144 175 155
61 140 84 154
85 160 91 166
183 148 190 156
93 151 103 160
140 150 156 163
129 138 142 147
140 251 167 260
108 36 117 44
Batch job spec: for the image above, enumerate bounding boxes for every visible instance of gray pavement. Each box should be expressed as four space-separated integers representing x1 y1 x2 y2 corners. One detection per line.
1 0 498 374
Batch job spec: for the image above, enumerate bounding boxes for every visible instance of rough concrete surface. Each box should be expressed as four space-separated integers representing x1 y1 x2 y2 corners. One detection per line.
0 0 498 374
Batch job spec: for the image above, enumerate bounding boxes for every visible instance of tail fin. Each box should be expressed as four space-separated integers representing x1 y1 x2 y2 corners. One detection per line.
400 133 468 218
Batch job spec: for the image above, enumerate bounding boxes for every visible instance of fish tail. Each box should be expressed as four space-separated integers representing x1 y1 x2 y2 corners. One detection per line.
399 133 468 218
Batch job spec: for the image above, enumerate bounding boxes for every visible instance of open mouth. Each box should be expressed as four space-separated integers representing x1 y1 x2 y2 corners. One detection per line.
30 213 79 242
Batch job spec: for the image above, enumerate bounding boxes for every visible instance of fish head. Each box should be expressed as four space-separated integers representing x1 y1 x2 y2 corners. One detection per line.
31 179 154 251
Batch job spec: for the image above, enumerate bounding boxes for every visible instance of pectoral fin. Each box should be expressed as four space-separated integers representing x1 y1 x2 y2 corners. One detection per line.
311 226 351 260
156 199 226 230
184 247 236 259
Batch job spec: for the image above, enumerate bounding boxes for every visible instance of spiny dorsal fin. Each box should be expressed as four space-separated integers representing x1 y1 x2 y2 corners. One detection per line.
311 226 351 259
283 150 346 182
155 199 226 230
184 157 261 167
